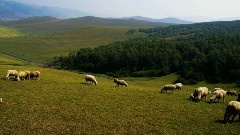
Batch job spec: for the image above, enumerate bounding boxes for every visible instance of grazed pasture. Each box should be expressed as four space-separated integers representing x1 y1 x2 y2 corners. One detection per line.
0 26 145 62
0 65 239 134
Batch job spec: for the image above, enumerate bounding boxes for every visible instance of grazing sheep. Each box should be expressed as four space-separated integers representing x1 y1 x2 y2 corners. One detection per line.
213 88 222 92
194 87 209 102
0 97 2 104
175 83 183 90
189 89 199 101
30 71 40 80
190 93 195 100
210 89 227 103
160 84 176 93
224 101 240 123
85 75 97 85
114 78 128 87
5 70 18 80
16 71 29 81
226 90 237 96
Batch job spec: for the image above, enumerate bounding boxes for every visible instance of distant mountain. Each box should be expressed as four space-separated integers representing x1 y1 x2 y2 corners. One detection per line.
0 16 170 34
123 16 193 24
0 0 89 20
215 17 240 21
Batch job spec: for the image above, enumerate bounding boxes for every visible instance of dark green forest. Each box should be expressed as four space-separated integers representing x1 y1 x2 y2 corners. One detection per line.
54 21 240 84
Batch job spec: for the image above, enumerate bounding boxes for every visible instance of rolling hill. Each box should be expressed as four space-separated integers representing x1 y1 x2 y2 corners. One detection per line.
0 63 239 134
123 16 193 24
0 16 170 34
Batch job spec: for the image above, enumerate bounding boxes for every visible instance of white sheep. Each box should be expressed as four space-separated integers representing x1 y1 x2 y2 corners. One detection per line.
224 101 240 123
114 78 128 87
5 70 18 80
175 83 183 90
194 87 208 102
0 97 2 104
30 71 40 80
210 89 227 103
16 71 30 81
160 84 176 93
85 75 97 85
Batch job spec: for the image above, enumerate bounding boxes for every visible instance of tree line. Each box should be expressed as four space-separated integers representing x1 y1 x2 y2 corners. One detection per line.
53 21 240 84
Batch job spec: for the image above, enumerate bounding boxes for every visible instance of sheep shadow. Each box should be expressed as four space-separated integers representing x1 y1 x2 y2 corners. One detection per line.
80 82 96 85
215 119 226 124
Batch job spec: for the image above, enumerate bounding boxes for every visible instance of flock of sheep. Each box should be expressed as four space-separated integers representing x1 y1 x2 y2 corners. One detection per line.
5 70 40 81
189 87 240 123
3 71 240 123
160 83 240 123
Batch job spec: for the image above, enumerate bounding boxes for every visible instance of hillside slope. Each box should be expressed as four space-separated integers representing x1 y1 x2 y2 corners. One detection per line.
0 16 169 34
0 26 146 63
0 64 238 134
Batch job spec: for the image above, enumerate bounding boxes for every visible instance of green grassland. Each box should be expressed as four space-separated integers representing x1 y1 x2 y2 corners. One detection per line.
0 26 146 62
0 27 23 37
0 54 28 66
0 64 239 134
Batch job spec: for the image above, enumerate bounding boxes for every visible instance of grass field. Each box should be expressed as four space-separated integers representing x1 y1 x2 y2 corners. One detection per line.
0 64 239 134
0 54 29 66
0 26 145 63
0 27 23 37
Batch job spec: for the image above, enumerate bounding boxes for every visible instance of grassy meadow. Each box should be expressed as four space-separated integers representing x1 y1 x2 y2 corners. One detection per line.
0 64 240 134
0 27 23 37
0 26 146 63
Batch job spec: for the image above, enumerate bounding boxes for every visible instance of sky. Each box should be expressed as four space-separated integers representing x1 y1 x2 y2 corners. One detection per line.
10 0 240 22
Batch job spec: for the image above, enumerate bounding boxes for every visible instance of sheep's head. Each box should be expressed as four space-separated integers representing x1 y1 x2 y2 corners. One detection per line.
114 78 118 83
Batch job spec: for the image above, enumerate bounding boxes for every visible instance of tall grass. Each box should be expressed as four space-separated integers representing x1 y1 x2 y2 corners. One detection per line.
0 65 239 134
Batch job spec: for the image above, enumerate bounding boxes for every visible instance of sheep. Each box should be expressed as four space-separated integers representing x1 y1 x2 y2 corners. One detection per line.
175 83 183 90
160 84 176 93
189 93 195 100
16 71 30 81
226 90 237 96
213 88 222 92
0 97 2 104
5 70 18 80
30 71 40 80
85 75 97 85
114 78 128 87
189 89 199 101
224 101 240 123
209 89 227 103
194 87 208 102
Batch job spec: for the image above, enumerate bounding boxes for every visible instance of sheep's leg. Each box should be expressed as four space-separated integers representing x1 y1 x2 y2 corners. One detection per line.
238 114 240 121
232 113 238 122
224 113 229 123
224 113 233 123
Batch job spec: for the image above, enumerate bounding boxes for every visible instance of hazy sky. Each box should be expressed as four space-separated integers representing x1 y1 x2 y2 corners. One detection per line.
10 0 240 21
